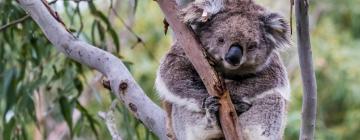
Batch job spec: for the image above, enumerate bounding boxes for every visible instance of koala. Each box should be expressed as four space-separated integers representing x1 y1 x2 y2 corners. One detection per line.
155 0 291 140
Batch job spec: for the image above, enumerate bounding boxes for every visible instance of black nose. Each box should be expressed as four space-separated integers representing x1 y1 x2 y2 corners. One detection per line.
225 44 243 65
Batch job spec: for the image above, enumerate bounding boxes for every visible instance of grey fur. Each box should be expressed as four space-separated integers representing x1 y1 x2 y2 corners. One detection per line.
180 0 225 24
156 0 291 139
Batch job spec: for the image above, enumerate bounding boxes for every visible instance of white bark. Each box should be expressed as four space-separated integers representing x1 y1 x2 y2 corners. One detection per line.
17 0 166 139
295 0 317 139
98 101 123 140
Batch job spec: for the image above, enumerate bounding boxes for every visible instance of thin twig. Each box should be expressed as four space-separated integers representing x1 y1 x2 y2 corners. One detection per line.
0 15 30 32
110 8 145 47
98 100 123 140
0 0 86 32
290 0 294 34
0 0 58 32
109 7 157 60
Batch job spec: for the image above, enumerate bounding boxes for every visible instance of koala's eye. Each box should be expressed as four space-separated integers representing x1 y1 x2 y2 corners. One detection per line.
248 44 257 51
217 38 225 44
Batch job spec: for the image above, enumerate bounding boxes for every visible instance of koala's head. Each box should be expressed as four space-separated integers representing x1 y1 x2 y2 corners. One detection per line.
181 0 290 76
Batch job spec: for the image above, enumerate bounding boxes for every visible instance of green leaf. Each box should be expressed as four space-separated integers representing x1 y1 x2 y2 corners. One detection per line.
1 68 14 95
73 77 83 95
76 101 100 139
88 1 120 52
108 28 120 53
16 59 26 82
73 115 84 135
133 0 138 14
96 22 105 42
20 123 28 140
26 76 47 93
3 114 15 140
3 29 16 47
59 96 74 137
91 20 98 45
4 69 17 116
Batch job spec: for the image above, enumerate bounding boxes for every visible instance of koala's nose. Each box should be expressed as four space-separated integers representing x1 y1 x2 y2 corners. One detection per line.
225 44 243 65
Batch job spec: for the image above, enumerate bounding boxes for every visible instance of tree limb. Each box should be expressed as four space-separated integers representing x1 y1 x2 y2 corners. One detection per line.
295 0 318 140
98 101 123 140
156 0 242 139
16 0 166 139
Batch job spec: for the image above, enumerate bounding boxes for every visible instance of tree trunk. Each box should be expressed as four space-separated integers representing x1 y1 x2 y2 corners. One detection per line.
295 0 318 140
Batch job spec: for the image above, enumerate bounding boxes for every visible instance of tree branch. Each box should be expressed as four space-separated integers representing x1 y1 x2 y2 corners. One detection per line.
295 0 317 140
98 101 123 140
156 0 242 139
17 0 166 139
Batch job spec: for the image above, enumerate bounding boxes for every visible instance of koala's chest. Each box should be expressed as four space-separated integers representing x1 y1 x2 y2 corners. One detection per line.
224 79 277 98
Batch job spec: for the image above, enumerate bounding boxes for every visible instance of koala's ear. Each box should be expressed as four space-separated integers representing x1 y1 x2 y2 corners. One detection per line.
179 3 205 25
179 0 224 26
261 12 291 49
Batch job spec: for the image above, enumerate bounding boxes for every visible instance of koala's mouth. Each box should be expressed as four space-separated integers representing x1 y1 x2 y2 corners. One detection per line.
223 61 242 70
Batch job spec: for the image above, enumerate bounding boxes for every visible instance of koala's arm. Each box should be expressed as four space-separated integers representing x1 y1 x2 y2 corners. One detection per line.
156 51 209 112
156 53 226 139
239 90 288 140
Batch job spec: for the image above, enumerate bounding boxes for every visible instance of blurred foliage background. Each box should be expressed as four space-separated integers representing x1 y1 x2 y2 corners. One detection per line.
0 0 359 140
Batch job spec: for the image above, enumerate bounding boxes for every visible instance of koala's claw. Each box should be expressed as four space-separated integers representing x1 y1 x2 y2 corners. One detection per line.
202 96 221 115
234 101 252 115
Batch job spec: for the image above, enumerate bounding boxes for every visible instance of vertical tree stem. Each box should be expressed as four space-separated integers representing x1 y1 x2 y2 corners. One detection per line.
295 0 318 140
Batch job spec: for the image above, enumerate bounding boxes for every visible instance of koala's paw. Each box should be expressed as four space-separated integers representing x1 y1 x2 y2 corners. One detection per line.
234 101 252 115
202 96 220 118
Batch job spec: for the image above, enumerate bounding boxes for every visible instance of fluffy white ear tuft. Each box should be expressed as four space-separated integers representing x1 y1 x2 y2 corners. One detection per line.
261 13 291 50
179 0 225 25
201 0 225 15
